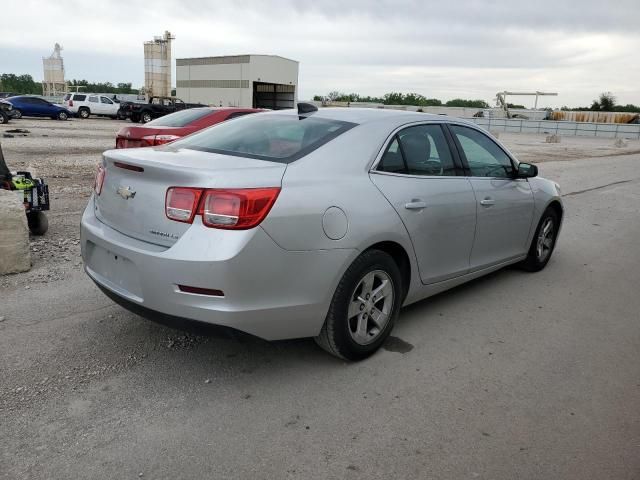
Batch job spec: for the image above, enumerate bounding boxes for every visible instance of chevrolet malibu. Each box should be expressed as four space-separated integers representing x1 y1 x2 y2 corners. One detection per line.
81 105 563 360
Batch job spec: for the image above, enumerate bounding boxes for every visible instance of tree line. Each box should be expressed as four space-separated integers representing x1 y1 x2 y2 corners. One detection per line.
313 91 489 108
0 73 138 95
315 90 640 113
561 92 640 113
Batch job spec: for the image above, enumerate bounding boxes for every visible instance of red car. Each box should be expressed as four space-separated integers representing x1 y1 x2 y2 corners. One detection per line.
115 107 263 148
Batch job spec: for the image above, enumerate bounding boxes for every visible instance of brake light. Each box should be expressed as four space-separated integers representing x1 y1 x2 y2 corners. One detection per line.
94 165 106 195
201 188 280 229
69 99 73 107
141 135 156 147
116 137 125 148
165 187 203 223
142 134 180 146
165 187 280 230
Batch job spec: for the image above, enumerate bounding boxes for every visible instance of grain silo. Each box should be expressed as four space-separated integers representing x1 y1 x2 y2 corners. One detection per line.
144 31 174 99
42 43 66 96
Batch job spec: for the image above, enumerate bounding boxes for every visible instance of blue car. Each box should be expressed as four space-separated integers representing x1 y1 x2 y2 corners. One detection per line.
6 95 72 121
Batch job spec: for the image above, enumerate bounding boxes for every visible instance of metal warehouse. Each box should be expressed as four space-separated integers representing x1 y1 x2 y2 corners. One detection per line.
176 54 299 109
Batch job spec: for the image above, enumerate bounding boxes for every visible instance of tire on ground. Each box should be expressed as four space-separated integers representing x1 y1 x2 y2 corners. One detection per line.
27 211 48 236
315 249 403 361
519 207 560 272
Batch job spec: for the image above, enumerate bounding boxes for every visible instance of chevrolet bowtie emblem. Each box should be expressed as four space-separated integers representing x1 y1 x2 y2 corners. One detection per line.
117 185 136 200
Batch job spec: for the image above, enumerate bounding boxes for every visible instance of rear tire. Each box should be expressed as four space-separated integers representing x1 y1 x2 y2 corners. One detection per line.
27 211 48 236
315 249 402 361
78 108 90 119
141 111 153 123
130 113 140 123
519 208 559 272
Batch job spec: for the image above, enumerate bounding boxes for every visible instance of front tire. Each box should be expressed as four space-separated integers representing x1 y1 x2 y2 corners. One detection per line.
315 250 403 361
0 111 8 124
519 208 559 272
57 111 69 121
13 109 22 119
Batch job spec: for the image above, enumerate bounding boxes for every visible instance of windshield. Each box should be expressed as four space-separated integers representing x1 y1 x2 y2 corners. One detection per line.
145 108 214 127
169 113 356 163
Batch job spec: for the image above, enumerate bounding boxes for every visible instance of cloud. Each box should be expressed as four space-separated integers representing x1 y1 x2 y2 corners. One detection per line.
1 0 639 106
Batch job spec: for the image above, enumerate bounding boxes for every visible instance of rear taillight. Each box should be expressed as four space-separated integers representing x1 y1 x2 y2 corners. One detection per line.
201 188 280 229
154 134 180 145
142 134 180 146
165 187 280 230
94 165 106 195
116 137 125 148
165 187 203 223
69 100 73 107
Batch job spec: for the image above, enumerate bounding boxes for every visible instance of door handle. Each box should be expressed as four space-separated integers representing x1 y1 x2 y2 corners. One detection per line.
404 200 427 210
480 198 495 207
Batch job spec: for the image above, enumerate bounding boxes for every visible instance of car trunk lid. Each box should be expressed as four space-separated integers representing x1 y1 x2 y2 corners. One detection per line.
94 147 287 247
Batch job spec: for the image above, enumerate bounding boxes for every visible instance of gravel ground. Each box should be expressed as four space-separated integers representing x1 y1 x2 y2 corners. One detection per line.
1 117 639 479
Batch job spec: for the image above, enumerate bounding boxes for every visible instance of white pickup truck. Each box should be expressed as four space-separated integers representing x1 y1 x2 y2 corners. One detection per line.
62 93 120 119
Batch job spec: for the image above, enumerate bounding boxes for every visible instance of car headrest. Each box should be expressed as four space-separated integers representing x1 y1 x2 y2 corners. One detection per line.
400 132 430 162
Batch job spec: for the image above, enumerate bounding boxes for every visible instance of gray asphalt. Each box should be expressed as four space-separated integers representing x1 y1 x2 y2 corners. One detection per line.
1 153 639 480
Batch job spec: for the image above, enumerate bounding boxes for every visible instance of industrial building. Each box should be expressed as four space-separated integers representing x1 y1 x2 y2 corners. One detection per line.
176 55 298 109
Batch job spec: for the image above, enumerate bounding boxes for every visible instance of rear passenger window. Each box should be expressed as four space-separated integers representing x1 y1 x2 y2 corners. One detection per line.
74 94 86 101
378 138 405 173
378 124 456 176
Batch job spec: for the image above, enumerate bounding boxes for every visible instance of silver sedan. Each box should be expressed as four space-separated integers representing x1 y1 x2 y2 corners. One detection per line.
81 105 563 360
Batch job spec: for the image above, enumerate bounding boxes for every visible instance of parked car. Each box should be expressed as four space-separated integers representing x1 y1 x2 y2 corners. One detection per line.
115 107 264 148
62 93 120 119
118 96 205 123
0 100 15 124
5 96 72 120
81 105 563 360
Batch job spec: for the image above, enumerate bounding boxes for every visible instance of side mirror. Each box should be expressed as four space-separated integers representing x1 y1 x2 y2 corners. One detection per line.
516 162 538 178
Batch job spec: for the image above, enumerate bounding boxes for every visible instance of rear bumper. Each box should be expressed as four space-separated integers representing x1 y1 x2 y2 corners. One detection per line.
80 198 355 340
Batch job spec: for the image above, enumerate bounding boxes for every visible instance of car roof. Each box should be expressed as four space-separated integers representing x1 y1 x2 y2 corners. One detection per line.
269 107 476 127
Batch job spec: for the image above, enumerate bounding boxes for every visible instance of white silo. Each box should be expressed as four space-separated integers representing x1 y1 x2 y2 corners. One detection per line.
144 31 174 99
42 43 67 96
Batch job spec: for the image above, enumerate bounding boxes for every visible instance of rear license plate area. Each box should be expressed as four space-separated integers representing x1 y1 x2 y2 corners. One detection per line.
86 241 143 300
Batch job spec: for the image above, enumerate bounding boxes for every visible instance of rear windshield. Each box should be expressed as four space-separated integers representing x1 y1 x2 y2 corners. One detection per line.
74 94 87 101
145 108 214 127
63 94 71 101
169 114 356 163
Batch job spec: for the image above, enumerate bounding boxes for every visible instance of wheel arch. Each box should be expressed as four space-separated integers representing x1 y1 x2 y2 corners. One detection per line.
363 240 411 301
546 199 563 222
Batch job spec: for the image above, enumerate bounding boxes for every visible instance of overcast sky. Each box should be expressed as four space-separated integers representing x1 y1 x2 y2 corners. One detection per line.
2 0 639 107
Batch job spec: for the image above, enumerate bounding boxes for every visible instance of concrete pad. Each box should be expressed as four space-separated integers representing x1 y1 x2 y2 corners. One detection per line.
0 188 30 274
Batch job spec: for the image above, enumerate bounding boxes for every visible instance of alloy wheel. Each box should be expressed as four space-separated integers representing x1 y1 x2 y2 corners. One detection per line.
536 217 555 262
347 270 394 345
